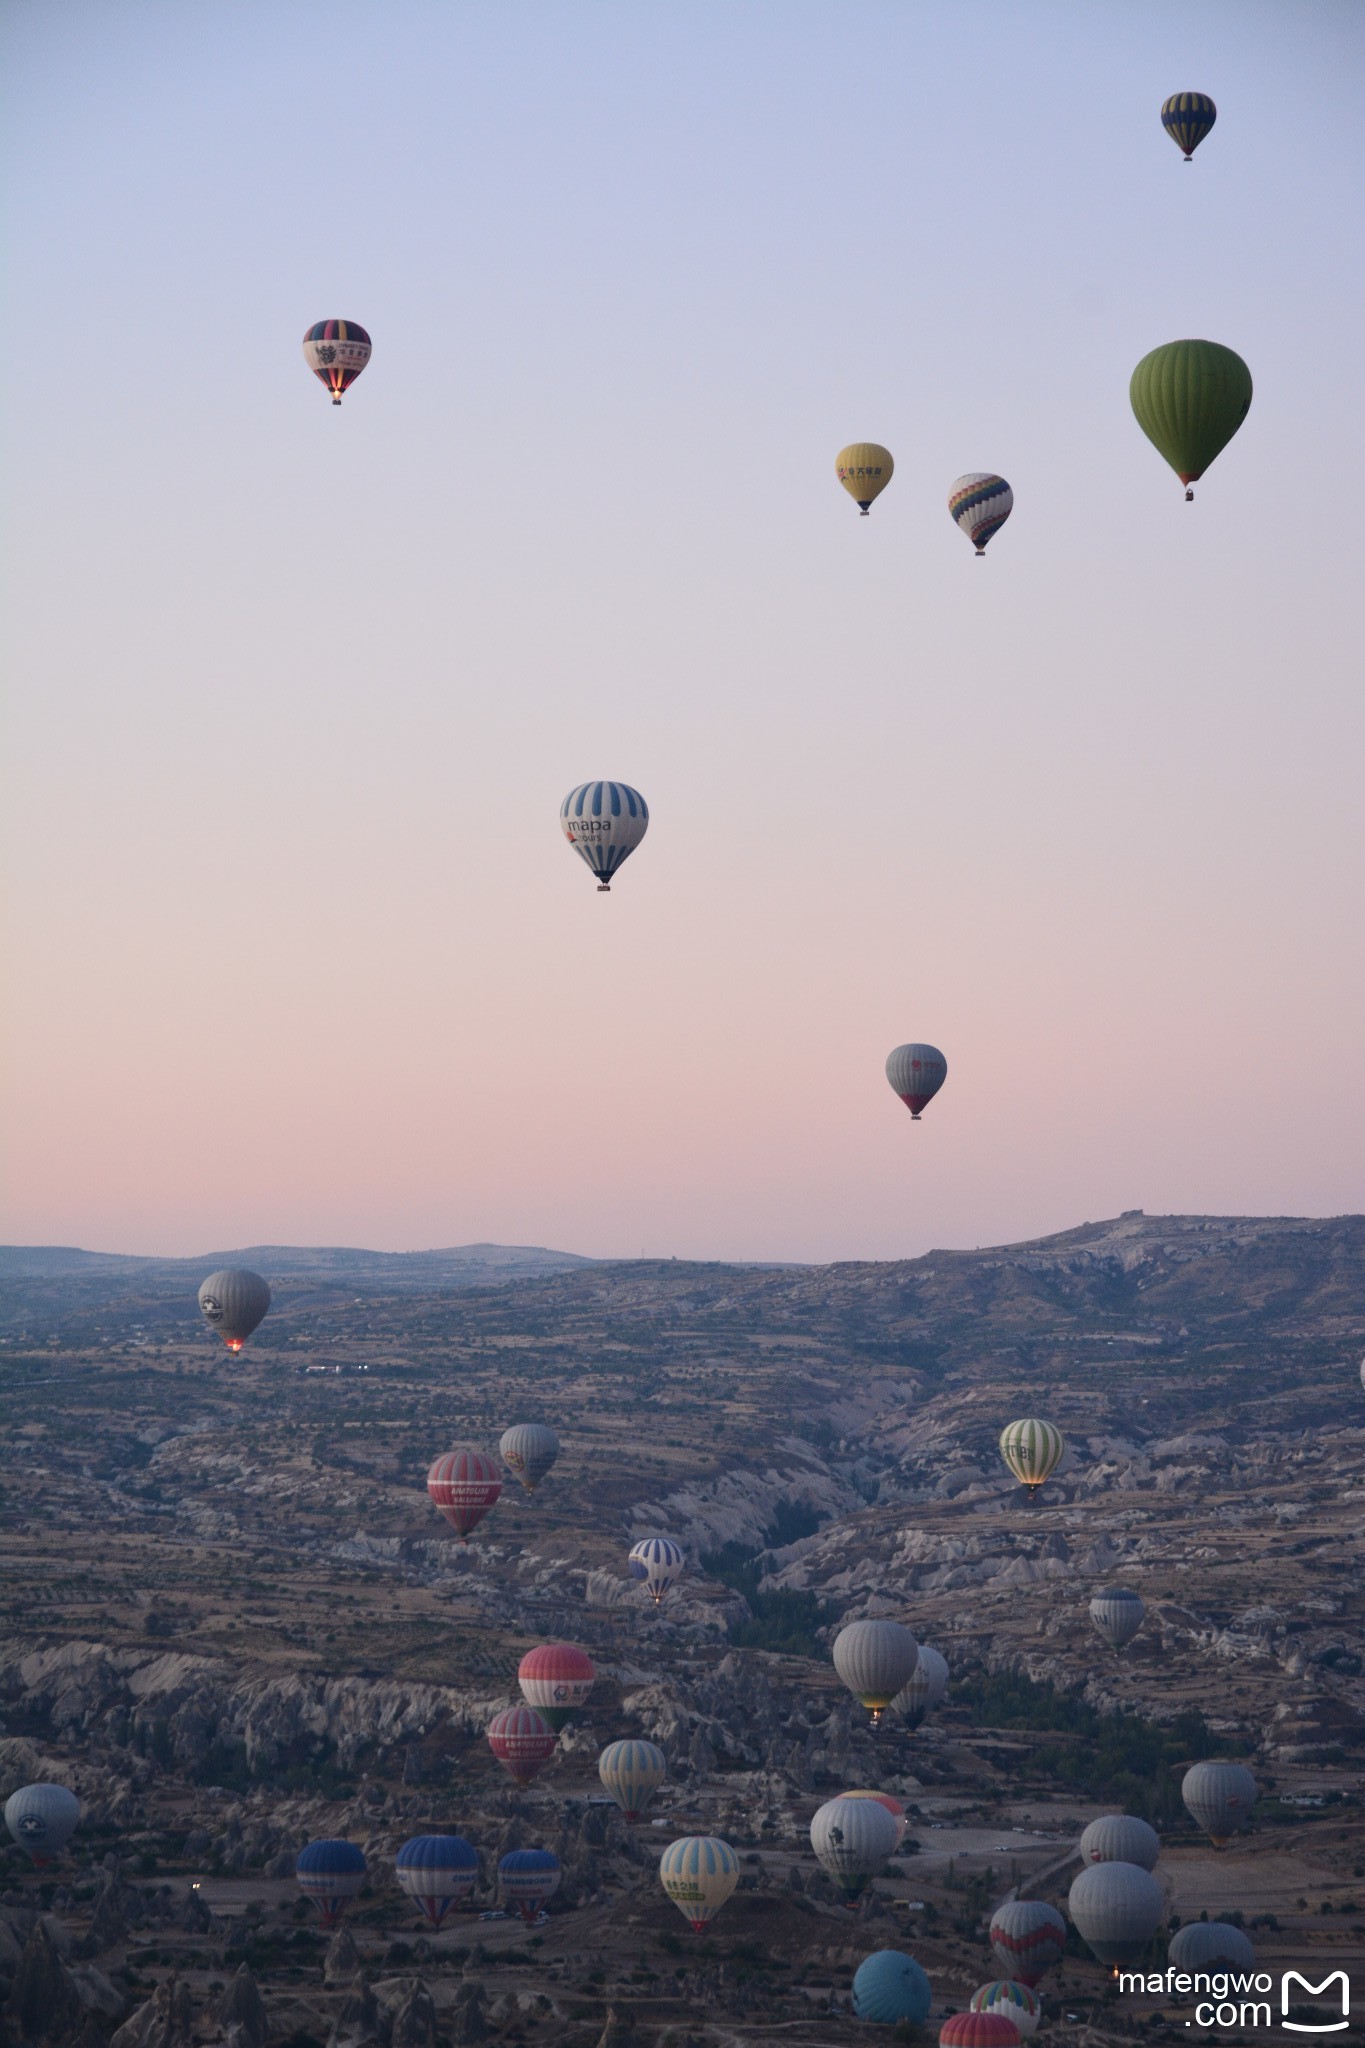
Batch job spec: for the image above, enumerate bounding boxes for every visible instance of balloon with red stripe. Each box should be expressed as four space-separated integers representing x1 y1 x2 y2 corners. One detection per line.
487 1704 558 1787
427 1448 502 1540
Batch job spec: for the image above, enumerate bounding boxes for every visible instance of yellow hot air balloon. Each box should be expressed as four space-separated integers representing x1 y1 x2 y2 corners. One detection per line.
836 443 894 516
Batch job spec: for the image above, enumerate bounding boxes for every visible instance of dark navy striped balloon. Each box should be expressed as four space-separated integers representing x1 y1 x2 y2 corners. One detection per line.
560 781 650 890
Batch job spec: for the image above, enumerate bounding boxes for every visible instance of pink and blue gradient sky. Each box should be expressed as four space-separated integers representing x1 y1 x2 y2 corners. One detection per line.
3 2 1362 1263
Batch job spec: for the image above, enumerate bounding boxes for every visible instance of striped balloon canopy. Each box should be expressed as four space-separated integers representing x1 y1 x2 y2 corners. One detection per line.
970 1984 1041 2040
498 1848 561 1921
988 1900 1067 1986
296 1839 366 1928
394 1835 479 1927
301 319 372 404
1161 91 1216 160
1090 1587 1146 1653
948 474 1013 555
940 2014 1021 2048
658 1836 739 1931
427 1448 502 1540
560 781 649 892
486 1704 558 1787
998 1419 1065 1494
598 1738 668 1820
518 1643 595 1728
628 1534 685 1605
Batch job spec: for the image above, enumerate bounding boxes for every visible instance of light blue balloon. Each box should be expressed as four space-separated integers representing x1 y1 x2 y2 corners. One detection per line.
853 1950 932 2026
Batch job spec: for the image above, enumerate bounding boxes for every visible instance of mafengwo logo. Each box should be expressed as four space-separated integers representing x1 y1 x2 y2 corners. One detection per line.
1118 1968 1350 2031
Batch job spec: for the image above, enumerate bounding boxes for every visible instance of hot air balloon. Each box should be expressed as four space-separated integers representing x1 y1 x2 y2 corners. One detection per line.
1090 1588 1145 1653
1167 1922 1255 1972
628 1535 685 1606
853 1950 933 2026
833 1619 919 1726
988 1901 1067 1987
810 1795 900 1903
998 1419 1065 1494
427 1448 502 1540
500 1422 560 1493
1161 93 1216 161
395 1836 479 1927
1078 1815 1160 1872
487 1705 558 1787
1130 340 1252 500
302 319 372 405
598 1738 667 1821
1181 1761 1257 1847
1359 1356 1365 1393
296 1840 366 1927
518 1644 595 1729
940 2016 1020 2048
560 781 649 892
197 1269 271 1351
948 474 1013 556
659 1836 739 1931
1068 1861 1164 1965
885 1044 947 1121
841 1791 907 1848
971 1984 1041 2040
499 1848 561 1922
836 444 895 516
893 1644 949 1728
4 1784 80 1865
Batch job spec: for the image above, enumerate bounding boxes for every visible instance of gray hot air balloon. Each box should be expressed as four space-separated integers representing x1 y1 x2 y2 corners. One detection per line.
989 1900 1067 1986
1168 1922 1256 1972
885 1043 947 1121
809 1794 900 1901
4 1783 81 1864
198 1269 271 1351
832 1618 919 1727
1068 1861 1164 1964
1181 1761 1257 1847
499 1423 560 1494
892 1644 949 1728
1078 1815 1160 1871
1358 1356 1365 1393
1090 1588 1146 1653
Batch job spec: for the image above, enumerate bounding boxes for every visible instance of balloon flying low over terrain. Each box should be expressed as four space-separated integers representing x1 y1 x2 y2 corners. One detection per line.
560 782 649 892
1129 340 1252 500
658 1836 739 1931
971 1985 1040 2039
1090 1587 1146 1652
197 1269 271 1351
499 1422 560 1492
1181 1760 1258 1846
832 1617 919 1724
394 1836 479 1928
1078 1814 1160 1870
894 1643 949 1727
628 1534 685 1604
1167 1922 1256 1972
301 319 372 404
295 1840 366 1928
809 1794 900 1901
1068 1860 1165 1965
427 1448 502 1539
499 1848 561 1921
518 1642 595 1728
989 1901 1068 1986
853 1950 933 2026
835 443 894 514
598 1738 667 1820
4 1784 80 1864
486 1704 558 1787
998 1419 1065 1493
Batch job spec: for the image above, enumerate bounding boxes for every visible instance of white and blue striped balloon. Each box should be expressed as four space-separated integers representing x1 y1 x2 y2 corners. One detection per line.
560 781 649 891
628 1534 685 1605
659 1835 739 1930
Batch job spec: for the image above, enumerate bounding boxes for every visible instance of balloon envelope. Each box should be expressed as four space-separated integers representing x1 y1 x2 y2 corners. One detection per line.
1068 1861 1164 1964
988 1901 1067 1986
836 443 894 514
1129 340 1252 493
894 1644 949 1727
659 1836 739 1931
810 1795 900 1899
1168 1922 1255 1972
629 1535 685 1605
4 1784 80 1863
198 1269 271 1350
498 1848 561 1920
487 1704 558 1786
971 1984 1041 2040
1079 1815 1160 1871
560 781 649 891
841 1791 907 1848
853 1950 933 2026
598 1738 667 1819
427 1448 502 1539
518 1643 595 1728
999 1419 1064 1491
500 1422 560 1492
302 318 371 403
1090 1588 1145 1651
948 474 1013 554
940 2016 1021 2048
1161 92 1216 159
1181 1761 1257 1846
833 1618 919 1720
395 1836 479 1927
885 1044 947 1120
296 1839 366 1927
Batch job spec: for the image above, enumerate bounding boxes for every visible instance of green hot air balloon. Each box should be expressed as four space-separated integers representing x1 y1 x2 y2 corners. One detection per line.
1130 340 1252 501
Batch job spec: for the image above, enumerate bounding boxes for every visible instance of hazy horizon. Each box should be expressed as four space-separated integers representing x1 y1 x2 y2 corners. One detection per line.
4 1 1363 1264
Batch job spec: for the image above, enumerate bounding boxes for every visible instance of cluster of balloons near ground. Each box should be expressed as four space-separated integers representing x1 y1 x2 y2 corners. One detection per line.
296 1836 563 1929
